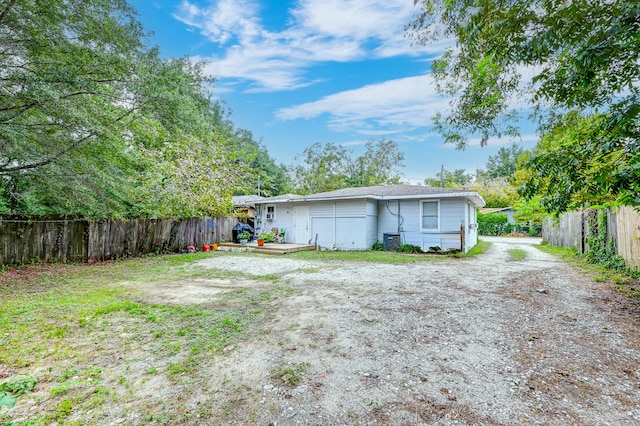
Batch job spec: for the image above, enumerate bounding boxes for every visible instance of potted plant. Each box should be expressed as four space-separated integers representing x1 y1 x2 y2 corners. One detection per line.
237 230 251 245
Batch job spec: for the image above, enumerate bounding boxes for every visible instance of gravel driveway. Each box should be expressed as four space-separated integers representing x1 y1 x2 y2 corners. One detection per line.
191 239 640 425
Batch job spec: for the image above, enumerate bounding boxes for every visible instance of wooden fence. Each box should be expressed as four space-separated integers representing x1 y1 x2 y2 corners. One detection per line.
542 206 640 270
0 216 236 265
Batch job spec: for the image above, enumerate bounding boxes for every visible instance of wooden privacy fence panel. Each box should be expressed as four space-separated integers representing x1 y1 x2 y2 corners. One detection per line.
616 206 640 270
542 206 640 271
542 211 583 251
0 217 235 265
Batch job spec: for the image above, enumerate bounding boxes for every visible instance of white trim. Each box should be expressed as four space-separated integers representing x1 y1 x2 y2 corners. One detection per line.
420 200 440 232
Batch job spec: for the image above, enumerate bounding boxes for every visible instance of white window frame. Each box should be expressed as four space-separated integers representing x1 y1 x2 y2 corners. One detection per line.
266 204 276 221
420 200 440 232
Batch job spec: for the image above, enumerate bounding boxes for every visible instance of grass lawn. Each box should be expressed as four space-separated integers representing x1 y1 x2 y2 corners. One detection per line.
0 253 285 425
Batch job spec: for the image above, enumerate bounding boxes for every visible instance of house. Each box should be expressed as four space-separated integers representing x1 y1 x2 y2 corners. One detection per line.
253 185 485 253
232 195 265 218
479 207 517 224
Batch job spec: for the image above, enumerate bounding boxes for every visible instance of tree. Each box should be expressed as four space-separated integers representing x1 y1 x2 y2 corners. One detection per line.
290 139 406 194
346 139 406 187
291 142 350 194
233 129 290 197
485 143 523 179
517 112 621 213
407 0 640 210
0 0 251 217
424 168 471 188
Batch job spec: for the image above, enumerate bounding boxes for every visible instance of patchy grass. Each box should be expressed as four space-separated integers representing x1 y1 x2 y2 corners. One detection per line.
0 253 278 425
507 248 527 261
454 239 491 258
289 249 453 264
536 242 640 297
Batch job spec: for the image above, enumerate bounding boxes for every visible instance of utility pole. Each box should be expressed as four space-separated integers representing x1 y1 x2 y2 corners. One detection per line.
440 164 444 187
257 174 261 196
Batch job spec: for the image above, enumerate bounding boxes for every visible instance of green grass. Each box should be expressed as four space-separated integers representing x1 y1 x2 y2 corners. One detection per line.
536 242 640 297
455 239 491 257
289 249 449 263
0 252 279 424
507 248 527 261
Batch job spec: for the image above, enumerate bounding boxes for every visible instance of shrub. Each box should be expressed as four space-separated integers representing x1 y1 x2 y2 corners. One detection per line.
397 244 423 253
372 241 383 251
478 213 511 236
258 231 277 243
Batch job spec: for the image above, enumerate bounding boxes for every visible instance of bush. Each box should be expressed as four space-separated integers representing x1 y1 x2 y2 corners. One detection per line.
372 241 383 251
397 244 423 253
478 213 512 236
258 231 277 243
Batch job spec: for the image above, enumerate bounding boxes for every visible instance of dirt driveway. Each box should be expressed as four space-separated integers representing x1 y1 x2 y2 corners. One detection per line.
149 238 637 425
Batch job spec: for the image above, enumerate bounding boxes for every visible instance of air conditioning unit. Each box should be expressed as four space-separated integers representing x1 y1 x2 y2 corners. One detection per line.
266 213 274 221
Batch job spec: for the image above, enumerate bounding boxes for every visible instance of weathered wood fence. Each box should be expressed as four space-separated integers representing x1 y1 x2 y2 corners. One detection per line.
0 216 236 265
542 206 640 270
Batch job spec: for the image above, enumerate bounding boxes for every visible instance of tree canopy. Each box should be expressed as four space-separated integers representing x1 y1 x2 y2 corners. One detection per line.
0 0 255 217
290 139 405 194
408 0 640 211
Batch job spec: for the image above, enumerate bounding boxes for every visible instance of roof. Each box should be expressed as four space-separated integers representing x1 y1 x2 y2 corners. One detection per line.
480 207 515 214
232 195 265 207
255 185 485 206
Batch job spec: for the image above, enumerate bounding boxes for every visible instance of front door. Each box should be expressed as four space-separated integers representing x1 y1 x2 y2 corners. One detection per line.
293 206 310 244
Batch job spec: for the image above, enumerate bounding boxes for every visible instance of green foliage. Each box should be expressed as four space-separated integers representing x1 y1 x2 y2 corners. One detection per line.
371 241 383 251
408 0 640 211
583 210 627 271
424 168 471 188
478 212 512 236
290 139 405 194
518 112 627 213
397 244 423 253
483 143 524 179
237 231 251 241
0 0 250 217
0 375 37 408
258 231 277 243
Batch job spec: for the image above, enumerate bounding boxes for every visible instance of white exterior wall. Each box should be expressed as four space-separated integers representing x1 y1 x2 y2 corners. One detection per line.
310 199 369 250
254 203 295 242
256 195 479 252
377 198 473 252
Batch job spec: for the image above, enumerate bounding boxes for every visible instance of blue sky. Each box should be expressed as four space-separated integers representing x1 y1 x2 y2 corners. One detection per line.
131 0 538 184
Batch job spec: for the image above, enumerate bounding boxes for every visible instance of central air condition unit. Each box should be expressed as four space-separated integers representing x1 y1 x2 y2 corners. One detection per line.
266 213 274 221
383 233 401 251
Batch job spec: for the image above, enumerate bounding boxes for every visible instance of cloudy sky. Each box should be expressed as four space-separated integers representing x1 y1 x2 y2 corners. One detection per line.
131 0 538 184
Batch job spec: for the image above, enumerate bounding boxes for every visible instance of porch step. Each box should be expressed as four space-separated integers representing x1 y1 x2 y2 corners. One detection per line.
252 248 287 255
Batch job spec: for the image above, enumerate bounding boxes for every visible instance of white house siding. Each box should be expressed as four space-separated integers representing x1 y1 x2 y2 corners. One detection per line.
377 198 468 251
308 200 369 250
465 202 479 252
255 203 295 242
365 200 378 249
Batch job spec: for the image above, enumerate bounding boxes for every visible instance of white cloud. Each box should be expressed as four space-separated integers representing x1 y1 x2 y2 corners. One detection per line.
172 0 445 91
275 74 449 133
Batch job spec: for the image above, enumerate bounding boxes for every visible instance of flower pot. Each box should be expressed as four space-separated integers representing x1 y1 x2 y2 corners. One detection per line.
239 239 248 245
257 239 264 247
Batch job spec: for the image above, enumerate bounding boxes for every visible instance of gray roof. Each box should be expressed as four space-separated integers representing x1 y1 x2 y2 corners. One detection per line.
232 195 265 207
255 185 485 206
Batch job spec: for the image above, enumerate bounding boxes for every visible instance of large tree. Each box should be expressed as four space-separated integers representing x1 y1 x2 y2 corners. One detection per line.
290 139 406 194
0 0 248 217
408 0 640 211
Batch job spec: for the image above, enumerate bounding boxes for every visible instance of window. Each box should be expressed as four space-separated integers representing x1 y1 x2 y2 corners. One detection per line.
266 205 276 221
421 201 439 231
